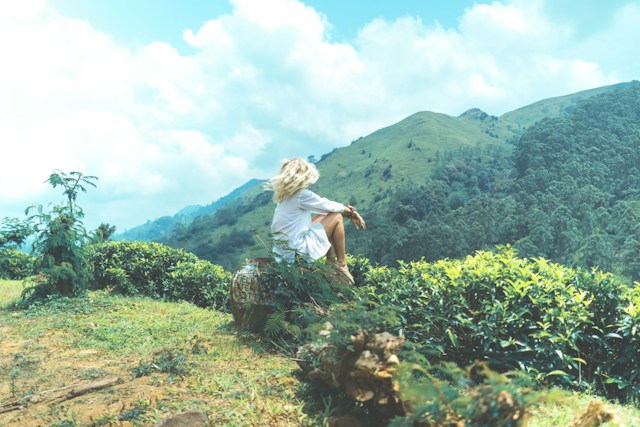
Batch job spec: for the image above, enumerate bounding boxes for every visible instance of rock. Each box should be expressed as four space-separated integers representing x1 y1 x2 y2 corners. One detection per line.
296 329 404 414
567 400 616 427
153 409 210 427
229 258 277 330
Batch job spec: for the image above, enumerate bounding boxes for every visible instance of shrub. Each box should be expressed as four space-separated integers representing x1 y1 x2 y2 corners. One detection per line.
352 245 640 401
390 362 547 427
88 241 230 310
0 248 36 279
131 350 192 378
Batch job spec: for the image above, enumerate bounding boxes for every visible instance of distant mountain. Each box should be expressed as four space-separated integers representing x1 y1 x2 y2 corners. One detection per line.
115 178 264 242
160 81 632 270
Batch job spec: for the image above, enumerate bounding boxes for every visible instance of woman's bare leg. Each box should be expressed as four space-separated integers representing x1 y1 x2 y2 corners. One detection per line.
313 214 336 263
319 212 347 266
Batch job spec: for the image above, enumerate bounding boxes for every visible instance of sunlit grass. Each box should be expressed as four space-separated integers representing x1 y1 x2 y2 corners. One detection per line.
0 281 314 426
0 279 25 308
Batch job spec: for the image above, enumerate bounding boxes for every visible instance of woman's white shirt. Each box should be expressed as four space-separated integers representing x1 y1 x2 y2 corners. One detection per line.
271 189 345 261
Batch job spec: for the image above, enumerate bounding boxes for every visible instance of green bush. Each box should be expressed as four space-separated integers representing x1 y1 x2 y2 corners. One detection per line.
0 248 36 279
352 245 640 401
88 241 230 310
25 171 98 296
258 258 353 343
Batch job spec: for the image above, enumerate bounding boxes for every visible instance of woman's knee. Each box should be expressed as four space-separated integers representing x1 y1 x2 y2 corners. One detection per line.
320 212 343 235
328 212 343 226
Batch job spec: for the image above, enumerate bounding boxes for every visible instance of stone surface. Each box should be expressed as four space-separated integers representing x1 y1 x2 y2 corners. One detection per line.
153 409 210 427
230 258 276 330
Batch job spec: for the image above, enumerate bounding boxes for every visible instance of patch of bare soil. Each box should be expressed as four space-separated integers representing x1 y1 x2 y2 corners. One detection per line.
0 326 187 426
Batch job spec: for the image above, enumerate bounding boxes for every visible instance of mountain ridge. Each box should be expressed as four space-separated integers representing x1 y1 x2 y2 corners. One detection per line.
115 178 264 242
155 81 633 269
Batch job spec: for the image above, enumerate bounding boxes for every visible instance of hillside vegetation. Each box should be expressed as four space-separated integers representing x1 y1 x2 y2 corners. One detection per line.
161 81 634 273
363 81 640 278
115 179 264 243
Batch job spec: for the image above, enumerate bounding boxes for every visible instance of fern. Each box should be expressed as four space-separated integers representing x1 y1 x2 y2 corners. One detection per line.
264 310 286 338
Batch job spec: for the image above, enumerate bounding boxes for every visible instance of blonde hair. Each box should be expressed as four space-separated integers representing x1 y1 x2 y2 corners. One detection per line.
265 157 319 202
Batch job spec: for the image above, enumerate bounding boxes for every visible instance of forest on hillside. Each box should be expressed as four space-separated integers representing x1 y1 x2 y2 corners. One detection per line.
164 82 640 282
358 82 640 280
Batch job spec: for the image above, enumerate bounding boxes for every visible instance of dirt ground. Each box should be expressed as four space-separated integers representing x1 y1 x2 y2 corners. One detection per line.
0 324 188 426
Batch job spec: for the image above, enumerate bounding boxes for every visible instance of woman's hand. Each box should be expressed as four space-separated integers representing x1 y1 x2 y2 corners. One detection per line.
351 210 366 230
345 205 366 230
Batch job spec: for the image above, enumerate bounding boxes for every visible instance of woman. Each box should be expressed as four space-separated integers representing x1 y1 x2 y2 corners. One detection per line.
266 157 365 283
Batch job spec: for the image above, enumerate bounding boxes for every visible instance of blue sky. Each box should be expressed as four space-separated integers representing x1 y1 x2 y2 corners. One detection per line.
1 0 639 233
50 0 484 47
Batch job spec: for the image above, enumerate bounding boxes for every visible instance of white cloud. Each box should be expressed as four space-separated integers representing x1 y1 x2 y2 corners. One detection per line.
573 3 640 82
0 0 634 232
0 1 255 230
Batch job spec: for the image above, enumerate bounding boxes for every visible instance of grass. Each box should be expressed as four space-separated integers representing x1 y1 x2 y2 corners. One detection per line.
1 278 640 426
0 279 321 426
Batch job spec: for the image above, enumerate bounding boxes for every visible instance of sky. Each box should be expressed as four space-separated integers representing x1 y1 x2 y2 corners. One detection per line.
1 0 638 233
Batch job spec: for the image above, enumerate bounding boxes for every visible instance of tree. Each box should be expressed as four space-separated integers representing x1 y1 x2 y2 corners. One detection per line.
92 223 116 243
26 170 98 296
0 217 32 248
0 218 35 280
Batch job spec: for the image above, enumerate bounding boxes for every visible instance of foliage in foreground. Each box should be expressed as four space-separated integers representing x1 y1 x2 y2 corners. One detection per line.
261 245 639 422
25 171 98 297
351 246 640 402
0 248 36 280
390 362 550 427
251 254 546 425
0 281 310 426
88 240 230 310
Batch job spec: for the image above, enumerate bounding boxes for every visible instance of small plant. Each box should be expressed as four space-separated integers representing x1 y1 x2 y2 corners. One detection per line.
390 362 554 427
256 256 354 348
117 406 146 422
78 368 107 381
3 352 40 398
23 171 97 298
131 350 192 378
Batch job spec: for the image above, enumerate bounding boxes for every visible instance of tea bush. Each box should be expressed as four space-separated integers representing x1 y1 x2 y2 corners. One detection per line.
0 248 36 279
352 246 640 401
88 241 230 310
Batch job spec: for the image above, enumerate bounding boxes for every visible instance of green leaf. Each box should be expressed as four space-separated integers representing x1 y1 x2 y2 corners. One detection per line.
545 370 569 377
446 329 458 348
604 333 623 339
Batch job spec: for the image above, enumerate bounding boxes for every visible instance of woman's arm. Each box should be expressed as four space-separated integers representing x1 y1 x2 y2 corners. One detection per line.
298 189 346 214
300 190 366 230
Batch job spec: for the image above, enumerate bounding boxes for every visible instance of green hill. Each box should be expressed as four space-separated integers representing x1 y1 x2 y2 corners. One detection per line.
500 81 631 130
162 110 510 268
116 178 263 242
161 81 631 270
362 81 640 275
